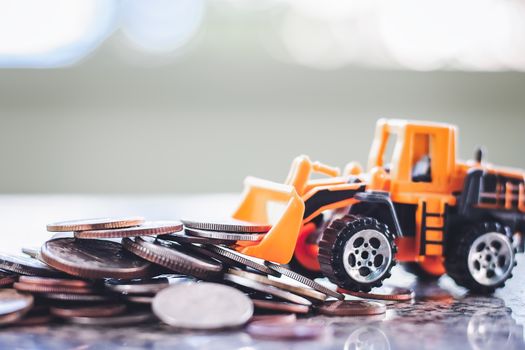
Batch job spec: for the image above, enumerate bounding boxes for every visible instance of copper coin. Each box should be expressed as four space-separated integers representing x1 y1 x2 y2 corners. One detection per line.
0 270 18 287
47 217 145 232
265 262 344 300
246 320 326 340
317 300 386 316
41 293 115 302
40 238 151 279
12 314 54 327
185 228 265 242
74 221 183 239
252 299 310 314
124 295 154 304
223 273 312 306
181 218 271 233
338 286 415 302
50 303 127 318
0 289 34 325
159 232 236 246
65 312 155 326
0 253 65 278
229 269 326 302
122 237 223 280
13 282 96 295
250 314 297 324
18 276 92 288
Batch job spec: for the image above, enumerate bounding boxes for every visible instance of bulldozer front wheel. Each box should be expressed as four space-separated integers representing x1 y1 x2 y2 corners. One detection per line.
318 215 396 292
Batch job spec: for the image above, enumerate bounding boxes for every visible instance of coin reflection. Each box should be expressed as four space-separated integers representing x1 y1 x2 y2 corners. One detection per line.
343 326 391 350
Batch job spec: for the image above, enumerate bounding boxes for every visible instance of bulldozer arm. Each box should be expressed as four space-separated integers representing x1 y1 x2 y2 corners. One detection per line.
232 176 305 264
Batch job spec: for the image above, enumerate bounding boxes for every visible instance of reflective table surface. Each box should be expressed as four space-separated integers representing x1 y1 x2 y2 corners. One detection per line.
0 195 524 350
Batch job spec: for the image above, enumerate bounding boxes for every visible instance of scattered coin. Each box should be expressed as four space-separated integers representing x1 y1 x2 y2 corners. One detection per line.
185 228 265 242
229 269 326 302
250 314 297 324
74 221 183 239
47 217 145 232
40 238 151 279
339 286 415 302
18 276 92 288
13 282 96 295
265 262 344 300
181 218 271 233
187 244 281 277
41 293 115 303
252 299 310 314
0 289 34 325
152 283 253 330
65 312 155 326
246 320 326 340
159 232 236 246
0 253 65 278
50 303 127 318
223 272 312 306
317 300 387 316
0 270 18 287
122 237 223 280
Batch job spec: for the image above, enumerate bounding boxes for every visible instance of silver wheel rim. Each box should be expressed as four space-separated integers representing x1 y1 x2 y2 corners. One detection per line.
342 229 392 283
467 232 514 286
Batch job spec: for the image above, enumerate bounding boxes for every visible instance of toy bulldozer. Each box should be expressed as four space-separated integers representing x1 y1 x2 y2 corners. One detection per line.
233 119 525 294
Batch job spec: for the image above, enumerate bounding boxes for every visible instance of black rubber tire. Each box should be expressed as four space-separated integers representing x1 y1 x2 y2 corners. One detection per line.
318 215 397 292
401 262 441 281
445 222 517 294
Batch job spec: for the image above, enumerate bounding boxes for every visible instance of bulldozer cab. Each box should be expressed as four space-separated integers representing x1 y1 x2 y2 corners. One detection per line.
367 119 458 198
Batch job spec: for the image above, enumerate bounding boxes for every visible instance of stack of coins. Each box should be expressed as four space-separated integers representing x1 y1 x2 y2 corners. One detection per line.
0 216 414 336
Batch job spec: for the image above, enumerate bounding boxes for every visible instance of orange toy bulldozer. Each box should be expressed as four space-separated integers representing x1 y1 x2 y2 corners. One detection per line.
232 119 525 294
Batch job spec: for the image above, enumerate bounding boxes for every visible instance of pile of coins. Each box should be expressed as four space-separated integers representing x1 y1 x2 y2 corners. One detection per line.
0 217 414 338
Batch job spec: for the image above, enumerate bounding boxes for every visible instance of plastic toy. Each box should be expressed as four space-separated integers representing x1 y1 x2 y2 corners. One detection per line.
232 119 524 293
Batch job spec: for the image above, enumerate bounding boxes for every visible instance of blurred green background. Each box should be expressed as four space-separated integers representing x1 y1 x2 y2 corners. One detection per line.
0 0 524 194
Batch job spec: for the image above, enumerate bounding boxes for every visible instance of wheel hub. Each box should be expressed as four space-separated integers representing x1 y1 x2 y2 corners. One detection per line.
467 232 514 286
342 229 392 283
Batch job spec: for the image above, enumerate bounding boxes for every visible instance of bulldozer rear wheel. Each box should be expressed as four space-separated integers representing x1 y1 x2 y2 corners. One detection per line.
318 215 396 292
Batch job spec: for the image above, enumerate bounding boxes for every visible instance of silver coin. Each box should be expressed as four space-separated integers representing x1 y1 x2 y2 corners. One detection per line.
152 283 253 330
66 312 155 326
193 244 279 277
185 228 265 242
0 289 34 325
0 253 65 278
229 269 326 302
223 273 312 306
160 232 236 246
105 275 193 295
21 247 40 259
265 262 344 300
41 293 115 302
181 218 271 233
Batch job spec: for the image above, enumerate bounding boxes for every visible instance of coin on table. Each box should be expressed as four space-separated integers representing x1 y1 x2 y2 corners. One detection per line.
223 272 312 306
185 228 265 242
74 221 183 239
18 276 92 288
47 217 145 232
65 312 155 326
265 262 344 300
40 238 151 279
181 218 271 233
124 295 154 304
252 299 310 314
152 282 253 330
12 314 54 327
122 237 223 280
317 300 386 316
180 243 278 277
0 270 18 287
13 282 96 294
105 274 193 295
338 286 415 302
159 231 236 246
229 269 326 302
50 303 127 318
246 320 326 340
0 253 65 278
250 314 297 324
0 289 34 325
